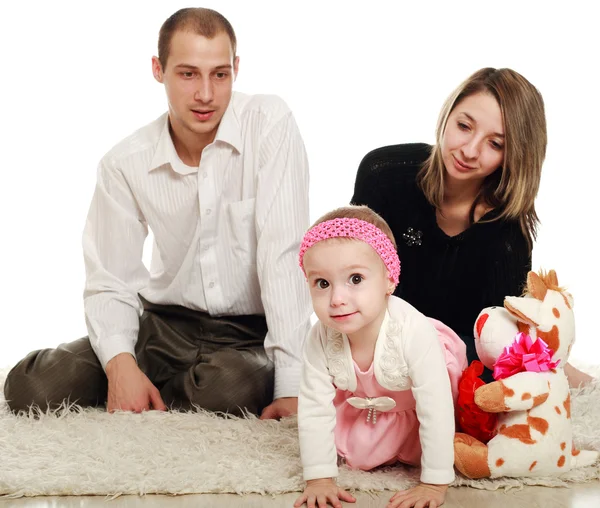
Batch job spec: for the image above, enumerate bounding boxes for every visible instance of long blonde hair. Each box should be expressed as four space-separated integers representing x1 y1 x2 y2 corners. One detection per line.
418 68 547 245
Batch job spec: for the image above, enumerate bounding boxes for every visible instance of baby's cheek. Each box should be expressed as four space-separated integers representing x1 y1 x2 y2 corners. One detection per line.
310 294 328 315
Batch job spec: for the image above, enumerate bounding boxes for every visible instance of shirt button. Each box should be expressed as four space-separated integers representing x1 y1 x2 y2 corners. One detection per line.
202 172 208 178
203 245 209 252
206 209 212 215
209 282 215 288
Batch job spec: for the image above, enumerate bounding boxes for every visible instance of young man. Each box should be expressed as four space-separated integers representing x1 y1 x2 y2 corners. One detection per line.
4 8 312 419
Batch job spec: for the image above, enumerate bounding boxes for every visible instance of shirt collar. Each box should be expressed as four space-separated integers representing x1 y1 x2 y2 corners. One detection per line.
149 116 197 175
149 97 242 175
213 95 242 153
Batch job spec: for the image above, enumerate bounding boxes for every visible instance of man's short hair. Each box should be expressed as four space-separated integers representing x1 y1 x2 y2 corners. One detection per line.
158 7 237 69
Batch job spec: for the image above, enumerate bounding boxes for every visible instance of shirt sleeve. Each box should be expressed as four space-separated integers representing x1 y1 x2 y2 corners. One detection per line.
255 109 312 399
83 155 149 369
403 312 456 484
350 143 430 217
350 149 388 216
298 324 339 481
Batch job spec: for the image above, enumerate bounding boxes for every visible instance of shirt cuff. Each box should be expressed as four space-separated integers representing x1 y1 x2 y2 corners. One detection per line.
420 468 455 485
274 364 301 399
93 335 137 371
303 465 339 481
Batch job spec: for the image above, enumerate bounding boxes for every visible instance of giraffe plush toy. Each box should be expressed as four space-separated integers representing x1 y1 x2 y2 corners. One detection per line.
454 270 598 478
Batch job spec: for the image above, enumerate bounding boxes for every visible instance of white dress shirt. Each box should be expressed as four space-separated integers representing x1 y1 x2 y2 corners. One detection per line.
298 296 456 484
83 92 312 399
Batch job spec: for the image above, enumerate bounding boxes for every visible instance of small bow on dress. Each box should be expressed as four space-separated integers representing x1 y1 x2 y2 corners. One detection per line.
346 396 396 424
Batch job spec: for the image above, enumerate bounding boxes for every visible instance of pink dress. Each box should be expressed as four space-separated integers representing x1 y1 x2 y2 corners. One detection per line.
333 318 466 471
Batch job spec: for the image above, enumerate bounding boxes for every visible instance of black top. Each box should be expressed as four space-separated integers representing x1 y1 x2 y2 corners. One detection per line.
351 143 531 361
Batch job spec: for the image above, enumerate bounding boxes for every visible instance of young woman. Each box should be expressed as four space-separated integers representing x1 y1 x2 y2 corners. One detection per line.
352 67 591 386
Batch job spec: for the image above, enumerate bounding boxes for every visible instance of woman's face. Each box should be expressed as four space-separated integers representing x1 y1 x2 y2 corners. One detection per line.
441 91 505 187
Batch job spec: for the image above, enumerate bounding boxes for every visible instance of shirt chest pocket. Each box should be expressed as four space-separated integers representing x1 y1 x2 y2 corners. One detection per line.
226 198 257 265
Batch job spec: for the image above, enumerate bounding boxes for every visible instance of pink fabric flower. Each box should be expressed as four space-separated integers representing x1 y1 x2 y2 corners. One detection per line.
493 332 560 380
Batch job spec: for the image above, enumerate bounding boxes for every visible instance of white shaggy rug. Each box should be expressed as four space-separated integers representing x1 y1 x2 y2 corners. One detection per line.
1 366 600 498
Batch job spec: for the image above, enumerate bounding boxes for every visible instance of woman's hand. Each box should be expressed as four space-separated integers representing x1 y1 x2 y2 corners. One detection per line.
565 363 595 388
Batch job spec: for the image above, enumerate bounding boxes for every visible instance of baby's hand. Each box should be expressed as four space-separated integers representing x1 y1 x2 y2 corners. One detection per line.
387 482 448 508
294 478 356 508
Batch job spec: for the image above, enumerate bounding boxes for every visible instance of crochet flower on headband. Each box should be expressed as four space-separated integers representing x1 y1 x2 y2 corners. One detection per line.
298 218 400 285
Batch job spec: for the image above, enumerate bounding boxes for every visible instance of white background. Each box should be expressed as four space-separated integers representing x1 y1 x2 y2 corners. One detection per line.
0 0 598 368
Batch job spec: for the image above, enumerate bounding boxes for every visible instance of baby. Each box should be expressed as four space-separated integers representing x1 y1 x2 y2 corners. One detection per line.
295 205 467 508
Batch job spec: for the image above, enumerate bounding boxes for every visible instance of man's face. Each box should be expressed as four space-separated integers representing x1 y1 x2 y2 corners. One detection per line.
152 30 238 144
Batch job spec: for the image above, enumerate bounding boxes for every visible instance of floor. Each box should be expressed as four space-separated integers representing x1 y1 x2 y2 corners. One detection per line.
1 481 599 508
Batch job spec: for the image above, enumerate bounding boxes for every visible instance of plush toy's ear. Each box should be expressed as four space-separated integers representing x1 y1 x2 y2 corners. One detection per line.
564 291 575 309
504 296 540 327
547 269 559 287
527 272 548 301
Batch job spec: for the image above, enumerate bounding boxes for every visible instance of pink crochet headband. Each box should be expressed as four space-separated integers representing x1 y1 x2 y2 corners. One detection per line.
298 218 400 285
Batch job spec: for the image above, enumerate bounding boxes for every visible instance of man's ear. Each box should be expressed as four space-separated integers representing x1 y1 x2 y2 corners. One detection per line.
233 56 240 81
152 56 164 83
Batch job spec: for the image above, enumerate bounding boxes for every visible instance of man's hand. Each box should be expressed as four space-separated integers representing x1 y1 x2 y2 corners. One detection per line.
105 353 167 413
259 396 298 420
